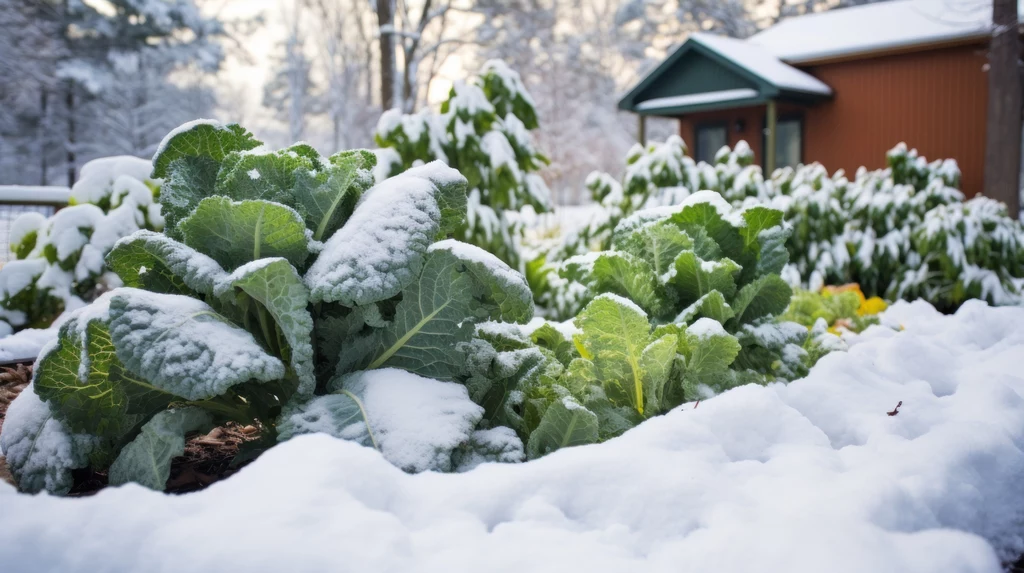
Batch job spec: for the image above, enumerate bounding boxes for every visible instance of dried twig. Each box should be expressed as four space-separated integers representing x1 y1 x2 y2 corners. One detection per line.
693 400 700 409
887 401 902 416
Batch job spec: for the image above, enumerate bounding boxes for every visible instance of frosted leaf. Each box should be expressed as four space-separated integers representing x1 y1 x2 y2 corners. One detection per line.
0 383 99 494
108 230 228 297
452 427 525 472
108 288 285 401
305 161 467 305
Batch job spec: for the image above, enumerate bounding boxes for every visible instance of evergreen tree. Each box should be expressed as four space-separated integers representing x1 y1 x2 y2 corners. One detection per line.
375 61 552 268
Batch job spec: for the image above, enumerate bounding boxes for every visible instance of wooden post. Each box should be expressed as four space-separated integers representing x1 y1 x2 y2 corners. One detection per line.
765 99 777 174
638 114 647 145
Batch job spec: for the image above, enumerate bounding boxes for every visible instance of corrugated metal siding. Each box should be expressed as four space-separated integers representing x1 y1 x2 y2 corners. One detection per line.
803 44 989 196
677 43 989 196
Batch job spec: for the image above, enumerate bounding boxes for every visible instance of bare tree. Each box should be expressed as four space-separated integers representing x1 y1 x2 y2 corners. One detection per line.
984 0 1022 217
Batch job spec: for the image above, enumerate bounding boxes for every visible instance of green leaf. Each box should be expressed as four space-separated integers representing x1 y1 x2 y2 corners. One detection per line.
34 318 148 439
679 322 742 376
214 149 313 204
152 121 261 178
526 397 599 460
108 408 215 490
292 152 375 242
668 196 746 264
728 275 793 327
739 206 784 250
674 290 736 324
179 197 311 271
107 230 227 297
337 241 529 380
215 258 315 396
671 251 741 308
160 156 219 239
563 251 665 317
462 338 546 433
529 323 576 366
305 162 469 306
109 288 286 401
613 219 694 279
572 294 675 416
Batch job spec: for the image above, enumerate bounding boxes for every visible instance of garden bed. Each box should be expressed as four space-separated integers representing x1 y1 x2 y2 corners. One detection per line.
2 299 1023 572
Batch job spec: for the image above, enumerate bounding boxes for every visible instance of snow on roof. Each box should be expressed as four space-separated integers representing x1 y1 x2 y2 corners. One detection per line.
635 88 760 112
750 0 1019 64
692 33 833 95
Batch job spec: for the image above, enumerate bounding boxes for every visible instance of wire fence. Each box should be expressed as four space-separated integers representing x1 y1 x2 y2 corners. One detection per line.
0 186 70 264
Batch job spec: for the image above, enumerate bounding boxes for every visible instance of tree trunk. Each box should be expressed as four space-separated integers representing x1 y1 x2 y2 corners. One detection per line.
66 81 76 187
983 0 1022 218
377 0 396 110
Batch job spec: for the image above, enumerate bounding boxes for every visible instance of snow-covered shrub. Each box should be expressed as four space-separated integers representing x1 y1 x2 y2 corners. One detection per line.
0 120 537 494
0 156 163 336
478 192 835 459
769 144 1024 311
375 60 551 269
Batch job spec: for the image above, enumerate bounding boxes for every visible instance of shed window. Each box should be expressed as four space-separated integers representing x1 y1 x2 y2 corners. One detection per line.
770 118 803 169
695 124 727 163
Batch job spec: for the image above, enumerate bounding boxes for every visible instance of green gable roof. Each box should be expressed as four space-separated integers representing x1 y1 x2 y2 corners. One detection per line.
619 33 833 116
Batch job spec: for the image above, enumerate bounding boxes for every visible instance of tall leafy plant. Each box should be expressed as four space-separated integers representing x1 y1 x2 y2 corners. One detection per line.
0 120 535 494
375 60 552 269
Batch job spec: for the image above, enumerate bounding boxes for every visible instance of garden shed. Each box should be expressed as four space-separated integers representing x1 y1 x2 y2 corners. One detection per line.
619 0 1023 196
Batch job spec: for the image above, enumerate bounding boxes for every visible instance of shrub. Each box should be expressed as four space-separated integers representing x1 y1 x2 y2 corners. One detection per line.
0 120 536 494
375 61 551 269
0 156 163 336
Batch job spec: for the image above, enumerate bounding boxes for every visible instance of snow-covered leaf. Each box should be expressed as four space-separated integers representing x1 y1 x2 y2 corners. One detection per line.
305 161 468 305
152 121 261 179
331 368 484 473
107 230 227 297
108 288 285 401
525 397 598 460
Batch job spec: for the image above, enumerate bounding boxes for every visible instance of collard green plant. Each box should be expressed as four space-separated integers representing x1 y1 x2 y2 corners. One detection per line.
0 119 535 494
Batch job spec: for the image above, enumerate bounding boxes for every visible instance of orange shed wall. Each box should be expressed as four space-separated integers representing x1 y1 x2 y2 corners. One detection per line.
678 43 990 196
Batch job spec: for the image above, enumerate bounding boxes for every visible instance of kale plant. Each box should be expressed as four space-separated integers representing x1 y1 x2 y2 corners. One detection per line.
0 120 535 494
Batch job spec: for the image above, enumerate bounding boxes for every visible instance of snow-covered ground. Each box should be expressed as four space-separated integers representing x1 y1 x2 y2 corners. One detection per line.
2 299 1024 573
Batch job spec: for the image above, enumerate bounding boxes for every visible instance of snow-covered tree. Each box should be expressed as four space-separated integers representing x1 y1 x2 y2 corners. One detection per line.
375 61 552 268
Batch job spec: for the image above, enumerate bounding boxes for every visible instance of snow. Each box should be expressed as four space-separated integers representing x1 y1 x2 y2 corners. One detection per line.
686 317 728 339
0 327 56 362
339 368 484 473
71 155 155 205
749 0 1019 64
0 259 46 300
0 186 70 205
2 301 1024 570
635 88 760 112
691 33 832 95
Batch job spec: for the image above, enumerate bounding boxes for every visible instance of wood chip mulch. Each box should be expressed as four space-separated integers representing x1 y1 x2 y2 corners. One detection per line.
0 362 262 495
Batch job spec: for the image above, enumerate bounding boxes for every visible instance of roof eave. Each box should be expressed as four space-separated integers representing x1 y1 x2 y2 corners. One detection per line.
637 95 768 117
773 32 992 66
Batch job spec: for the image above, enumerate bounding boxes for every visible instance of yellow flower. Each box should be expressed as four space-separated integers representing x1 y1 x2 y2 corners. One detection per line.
857 296 888 316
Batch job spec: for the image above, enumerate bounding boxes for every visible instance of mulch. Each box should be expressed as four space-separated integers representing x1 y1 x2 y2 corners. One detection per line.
0 362 261 495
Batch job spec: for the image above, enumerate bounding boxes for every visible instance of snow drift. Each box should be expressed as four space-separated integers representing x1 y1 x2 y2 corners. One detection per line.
1 299 1023 573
